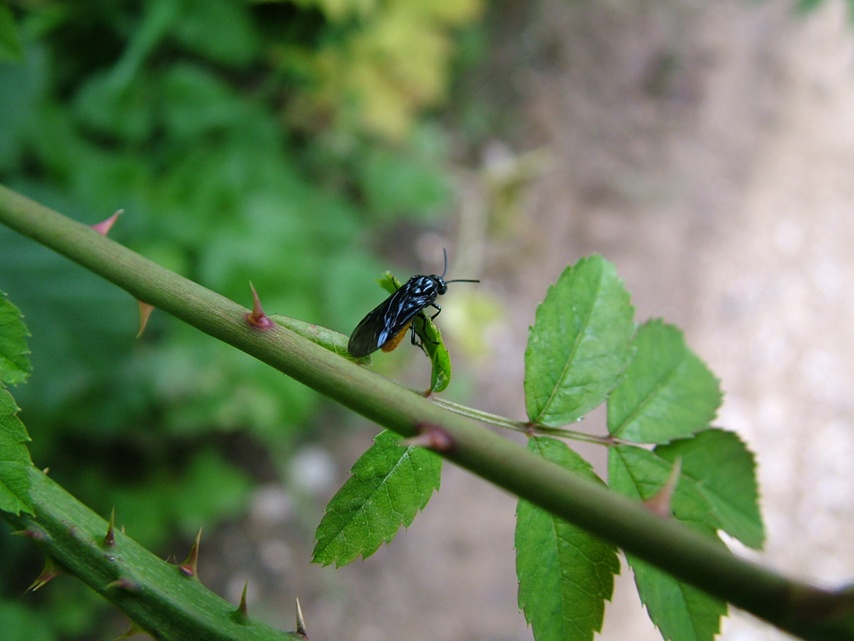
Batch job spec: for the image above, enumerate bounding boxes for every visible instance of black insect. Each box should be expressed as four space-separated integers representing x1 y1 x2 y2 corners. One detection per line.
347 250 479 358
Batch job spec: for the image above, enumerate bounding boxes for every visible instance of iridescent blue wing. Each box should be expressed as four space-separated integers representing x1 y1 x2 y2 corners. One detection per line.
347 277 438 357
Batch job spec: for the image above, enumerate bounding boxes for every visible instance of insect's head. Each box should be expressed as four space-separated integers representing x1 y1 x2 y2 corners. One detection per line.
434 277 448 295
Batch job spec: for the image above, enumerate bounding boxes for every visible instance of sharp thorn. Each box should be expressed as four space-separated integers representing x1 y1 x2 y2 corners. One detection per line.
401 423 455 452
245 282 274 329
238 580 249 617
137 301 155 337
644 457 682 518
295 597 308 638
178 528 203 579
26 556 63 592
105 577 140 592
92 209 123 235
104 507 116 547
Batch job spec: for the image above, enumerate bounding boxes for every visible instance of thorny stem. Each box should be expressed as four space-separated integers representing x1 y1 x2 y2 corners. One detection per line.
1 184 853 641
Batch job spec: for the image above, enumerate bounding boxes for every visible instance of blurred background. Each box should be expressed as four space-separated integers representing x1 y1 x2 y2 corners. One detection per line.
1 0 853 640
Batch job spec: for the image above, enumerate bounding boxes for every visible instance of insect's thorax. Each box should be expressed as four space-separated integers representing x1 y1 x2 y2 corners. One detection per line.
405 275 445 299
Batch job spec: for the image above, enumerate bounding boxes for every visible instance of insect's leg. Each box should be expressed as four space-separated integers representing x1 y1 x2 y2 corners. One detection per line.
410 315 430 355
428 302 442 320
415 312 441 351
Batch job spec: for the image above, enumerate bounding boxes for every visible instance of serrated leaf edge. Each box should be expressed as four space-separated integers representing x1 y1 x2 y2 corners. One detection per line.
313 438 438 566
528 258 607 425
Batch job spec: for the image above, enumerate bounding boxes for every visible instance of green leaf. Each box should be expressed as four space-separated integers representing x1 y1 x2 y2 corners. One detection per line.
0 5 23 62
0 389 33 515
628 556 726 641
358 142 453 220
516 437 620 641
608 445 726 641
418 314 452 393
656 429 764 549
312 429 442 566
73 70 156 142
0 291 31 514
0 292 30 386
525 255 635 426
609 444 720 533
607 320 721 443
160 63 241 138
379 272 452 393
172 0 260 66
272 315 371 365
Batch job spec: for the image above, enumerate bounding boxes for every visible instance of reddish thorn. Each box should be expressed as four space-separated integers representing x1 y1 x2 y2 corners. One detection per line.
295 598 308 638
245 282 274 329
91 209 123 235
644 457 682 518
401 423 455 453
104 507 116 547
137 302 155 338
178 528 203 579
26 557 63 592
11 528 48 542
105 577 140 592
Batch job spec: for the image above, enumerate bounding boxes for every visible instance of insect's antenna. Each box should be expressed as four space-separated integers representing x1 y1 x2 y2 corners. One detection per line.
440 248 479 283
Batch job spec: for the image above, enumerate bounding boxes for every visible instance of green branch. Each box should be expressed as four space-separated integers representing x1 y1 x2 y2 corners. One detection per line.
1 183 852 640
5 468 300 641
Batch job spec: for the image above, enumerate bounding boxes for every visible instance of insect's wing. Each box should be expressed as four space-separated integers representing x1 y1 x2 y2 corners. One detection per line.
347 300 395 357
347 284 427 357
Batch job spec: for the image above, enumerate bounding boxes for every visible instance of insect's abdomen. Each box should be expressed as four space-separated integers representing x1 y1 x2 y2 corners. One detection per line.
380 321 414 353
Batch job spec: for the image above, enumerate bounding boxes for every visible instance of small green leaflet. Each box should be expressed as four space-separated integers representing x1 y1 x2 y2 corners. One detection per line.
379 272 451 393
627 555 726 641
609 441 725 533
0 293 31 386
656 429 764 549
525 255 635 426
312 429 442 566
0 390 34 515
609 441 743 641
608 320 721 443
271 315 371 365
0 293 33 515
516 437 620 641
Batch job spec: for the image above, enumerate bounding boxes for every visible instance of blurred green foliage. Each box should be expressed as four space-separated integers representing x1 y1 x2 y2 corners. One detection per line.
0 0 483 637
796 0 854 17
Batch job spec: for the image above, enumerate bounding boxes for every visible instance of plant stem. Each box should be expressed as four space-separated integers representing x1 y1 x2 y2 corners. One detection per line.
431 396 531 431
4 468 300 641
431 397 617 445
1 183 852 641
